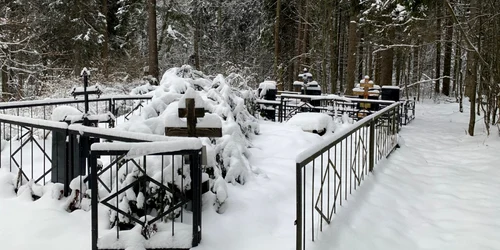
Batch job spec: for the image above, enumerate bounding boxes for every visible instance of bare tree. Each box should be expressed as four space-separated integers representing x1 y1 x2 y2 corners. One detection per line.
147 0 159 82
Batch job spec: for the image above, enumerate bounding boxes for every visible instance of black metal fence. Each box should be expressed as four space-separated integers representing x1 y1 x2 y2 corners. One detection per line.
0 112 205 249
0 87 207 249
256 93 415 125
0 95 152 127
295 102 401 250
0 94 153 193
90 141 203 250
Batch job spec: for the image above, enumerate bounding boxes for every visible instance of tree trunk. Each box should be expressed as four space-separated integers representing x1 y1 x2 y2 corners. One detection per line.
193 0 201 70
442 12 454 96
412 43 419 94
1 65 8 101
147 0 159 83
395 49 402 86
466 51 477 135
102 0 109 79
453 31 461 97
329 0 340 94
274 0 282 90
338 9 346 93
301 0 310 68
293 0 304 83
345 20 358 95
374 50 381 86
379 47 393 86
358 30 364 79
435 0 442 94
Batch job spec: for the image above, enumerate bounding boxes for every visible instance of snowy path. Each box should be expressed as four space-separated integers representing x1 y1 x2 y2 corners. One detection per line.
312 102 500 250
197 121 324 250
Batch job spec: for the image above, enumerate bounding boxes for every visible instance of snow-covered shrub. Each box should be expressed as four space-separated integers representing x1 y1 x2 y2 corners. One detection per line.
103 156 192 232
16 180 44 201
66 175 90 212
113 65 260 216
212 176 228 214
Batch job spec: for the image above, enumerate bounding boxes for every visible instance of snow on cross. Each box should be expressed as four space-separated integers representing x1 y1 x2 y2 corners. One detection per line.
165 88 222 138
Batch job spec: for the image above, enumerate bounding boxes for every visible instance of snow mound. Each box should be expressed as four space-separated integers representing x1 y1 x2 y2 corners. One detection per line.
287 112 335 135
51 106 83 121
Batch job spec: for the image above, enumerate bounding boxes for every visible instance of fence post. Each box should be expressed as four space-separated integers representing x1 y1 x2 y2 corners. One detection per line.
369 119 375 172
296 162 302 250
191 151 202 247
90 152 98 250
278 98 284 122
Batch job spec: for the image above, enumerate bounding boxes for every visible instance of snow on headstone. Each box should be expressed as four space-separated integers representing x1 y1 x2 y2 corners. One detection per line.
197 113 222 128
287 113 334 134
178 87 205 109
51 106 83 122
258 80 276 98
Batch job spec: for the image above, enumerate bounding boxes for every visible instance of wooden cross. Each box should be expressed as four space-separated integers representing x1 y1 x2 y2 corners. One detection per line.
165 98 222 138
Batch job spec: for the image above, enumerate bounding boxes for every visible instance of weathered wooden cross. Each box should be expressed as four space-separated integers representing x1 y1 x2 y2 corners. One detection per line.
164 92 222 247
165 97 222 138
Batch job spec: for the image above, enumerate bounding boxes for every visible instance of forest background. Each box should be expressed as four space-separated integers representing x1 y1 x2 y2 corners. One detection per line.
1 0 498 135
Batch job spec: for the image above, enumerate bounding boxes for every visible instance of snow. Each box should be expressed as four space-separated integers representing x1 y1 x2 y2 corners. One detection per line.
178 88 206 109
382 85 401 90
91 140 203 159
72 85 101 95
258 80 277 98
68 124 186 142
51 105 83 121
0 95 152 110
296 102 396 164
286 112 335 134
308 101 500 250
99 222 193 249
197 113 222 128
80 67 91 76
0 113 69 130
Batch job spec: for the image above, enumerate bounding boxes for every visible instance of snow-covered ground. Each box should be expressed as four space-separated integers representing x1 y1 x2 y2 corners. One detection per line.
1 100 500 250
311 101 500 250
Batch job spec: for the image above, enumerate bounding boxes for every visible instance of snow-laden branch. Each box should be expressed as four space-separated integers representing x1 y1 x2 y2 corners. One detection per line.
400 75 453 90
372 44 418 53
445 0 488 67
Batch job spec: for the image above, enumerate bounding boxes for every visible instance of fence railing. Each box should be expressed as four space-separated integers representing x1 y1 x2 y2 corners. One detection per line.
90 141 204 250
0 111 204 250
295 102 401 250
256 93 413 124
0 112 180 193
0 95 152 127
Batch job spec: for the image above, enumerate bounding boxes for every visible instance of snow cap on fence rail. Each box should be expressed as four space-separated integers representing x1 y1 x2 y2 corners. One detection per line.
0 95 153 109
91 140 202 159
0 113 69 130
68 124 190 142
295 102 400 164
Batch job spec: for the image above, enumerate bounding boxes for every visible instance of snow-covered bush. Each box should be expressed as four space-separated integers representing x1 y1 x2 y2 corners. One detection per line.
66 175 90 212
113 65 260 217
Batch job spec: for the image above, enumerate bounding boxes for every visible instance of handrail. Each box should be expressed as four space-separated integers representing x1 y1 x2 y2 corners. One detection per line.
296 102 400 165
0 113 187 143
295 101 401 250
0 94 152 109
